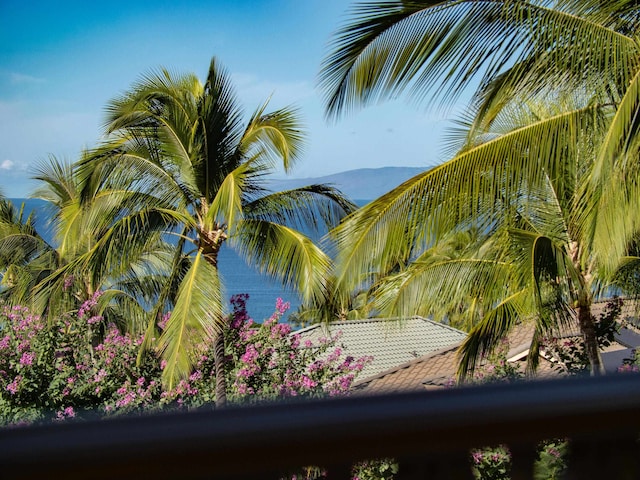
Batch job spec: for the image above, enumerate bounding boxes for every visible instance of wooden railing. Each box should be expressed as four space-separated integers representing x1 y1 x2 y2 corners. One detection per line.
1 373 639 479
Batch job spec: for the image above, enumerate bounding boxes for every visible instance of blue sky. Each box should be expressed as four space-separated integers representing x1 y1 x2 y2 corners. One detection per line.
0 0 458 198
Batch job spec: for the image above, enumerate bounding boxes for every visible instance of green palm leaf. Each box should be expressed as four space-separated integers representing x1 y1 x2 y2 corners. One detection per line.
320 0 638 118
157 251 223 390
231 219 331 305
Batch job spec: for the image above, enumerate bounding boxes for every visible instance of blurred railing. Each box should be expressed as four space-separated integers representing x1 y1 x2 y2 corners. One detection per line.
1 374 639 479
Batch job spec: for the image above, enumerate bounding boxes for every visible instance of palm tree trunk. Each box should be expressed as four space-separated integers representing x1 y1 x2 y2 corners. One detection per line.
570 242 603 376
576 296 603 376
213 325 227 409
200 225 229 408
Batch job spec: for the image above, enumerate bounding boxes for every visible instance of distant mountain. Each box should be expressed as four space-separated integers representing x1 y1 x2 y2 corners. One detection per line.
266 166 428 201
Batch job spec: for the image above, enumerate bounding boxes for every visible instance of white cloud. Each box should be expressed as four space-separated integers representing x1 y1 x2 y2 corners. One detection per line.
9 72 46 85
0 159 14 170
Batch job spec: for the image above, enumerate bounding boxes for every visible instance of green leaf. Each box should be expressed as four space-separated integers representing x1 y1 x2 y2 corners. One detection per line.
157 251 223 390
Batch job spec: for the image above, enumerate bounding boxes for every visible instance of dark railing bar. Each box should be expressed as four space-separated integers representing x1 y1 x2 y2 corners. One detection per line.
1 374 639 479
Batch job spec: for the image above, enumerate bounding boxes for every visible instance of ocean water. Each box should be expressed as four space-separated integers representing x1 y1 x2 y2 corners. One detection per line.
10 198 302 322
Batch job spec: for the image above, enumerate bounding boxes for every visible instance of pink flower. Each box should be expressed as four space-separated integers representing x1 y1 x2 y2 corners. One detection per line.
93 369 107 383
157 312 171 330
63 275 74 291
548 447 561 458
19 351 35 366
6 376 21 395
241 345 259 364
301 376 317 389
55 406 76 420
78 290 103 319
275 297 290 315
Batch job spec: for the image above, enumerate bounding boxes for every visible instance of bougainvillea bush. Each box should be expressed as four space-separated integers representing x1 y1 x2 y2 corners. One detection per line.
0 293 371 425
541 297 622 375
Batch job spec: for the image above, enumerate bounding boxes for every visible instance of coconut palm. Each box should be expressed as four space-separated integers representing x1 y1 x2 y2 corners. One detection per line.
288 274 373 326
319 0 640 376
79 57 355 405
0 195 57 306
0 157 175 334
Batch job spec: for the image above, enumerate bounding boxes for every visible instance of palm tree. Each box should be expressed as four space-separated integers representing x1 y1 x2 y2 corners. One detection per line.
80 57 355 405
318 0 640 376
0 195 57 306
288 274 373 326
0 157 174 334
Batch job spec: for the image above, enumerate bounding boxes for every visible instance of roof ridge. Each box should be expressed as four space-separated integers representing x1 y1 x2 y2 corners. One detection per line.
292 316 466 335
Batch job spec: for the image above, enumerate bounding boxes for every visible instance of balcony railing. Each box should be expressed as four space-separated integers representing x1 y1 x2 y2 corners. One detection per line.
1 373 639 479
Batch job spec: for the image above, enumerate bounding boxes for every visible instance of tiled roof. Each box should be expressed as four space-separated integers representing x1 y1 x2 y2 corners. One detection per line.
591 298 638 324
299 299 640 396
354 308 640 395
353 322 570 395
353 344 460 394
294 317 467 381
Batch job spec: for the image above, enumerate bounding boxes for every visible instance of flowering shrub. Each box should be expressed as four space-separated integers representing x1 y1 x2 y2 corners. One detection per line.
0 305 54 423
352 459 398 480
471 445 511 480
533 440 568 480
0 294 372 425
0 294 163 424
472 338 523 385
226 294 371 402
618 349 640 373
541 297 622 375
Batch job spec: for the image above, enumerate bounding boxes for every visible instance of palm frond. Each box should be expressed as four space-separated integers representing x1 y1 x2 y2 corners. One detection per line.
586 67 640 271
231 219 331 305
157 251 223 390
333 103 602 292
320 0 638 118
239 102 305 173
245 184 356 236
206 162 251 234
456 289 532 379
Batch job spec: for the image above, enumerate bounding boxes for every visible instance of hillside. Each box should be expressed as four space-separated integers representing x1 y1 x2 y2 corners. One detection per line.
266 166 428 201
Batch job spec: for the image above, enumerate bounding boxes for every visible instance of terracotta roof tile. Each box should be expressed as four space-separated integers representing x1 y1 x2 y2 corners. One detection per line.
353 322 573 395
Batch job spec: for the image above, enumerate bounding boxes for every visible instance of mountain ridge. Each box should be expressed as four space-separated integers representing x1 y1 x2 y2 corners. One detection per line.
267 166 428 201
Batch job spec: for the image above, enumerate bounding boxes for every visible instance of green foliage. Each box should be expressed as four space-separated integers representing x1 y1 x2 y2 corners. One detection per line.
534 440 569 480
78 57 355 389
318 0 640 380
470 338 524 385
541 297 622 375
470 440 570 480
471 445 511 480
352 459 398 480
